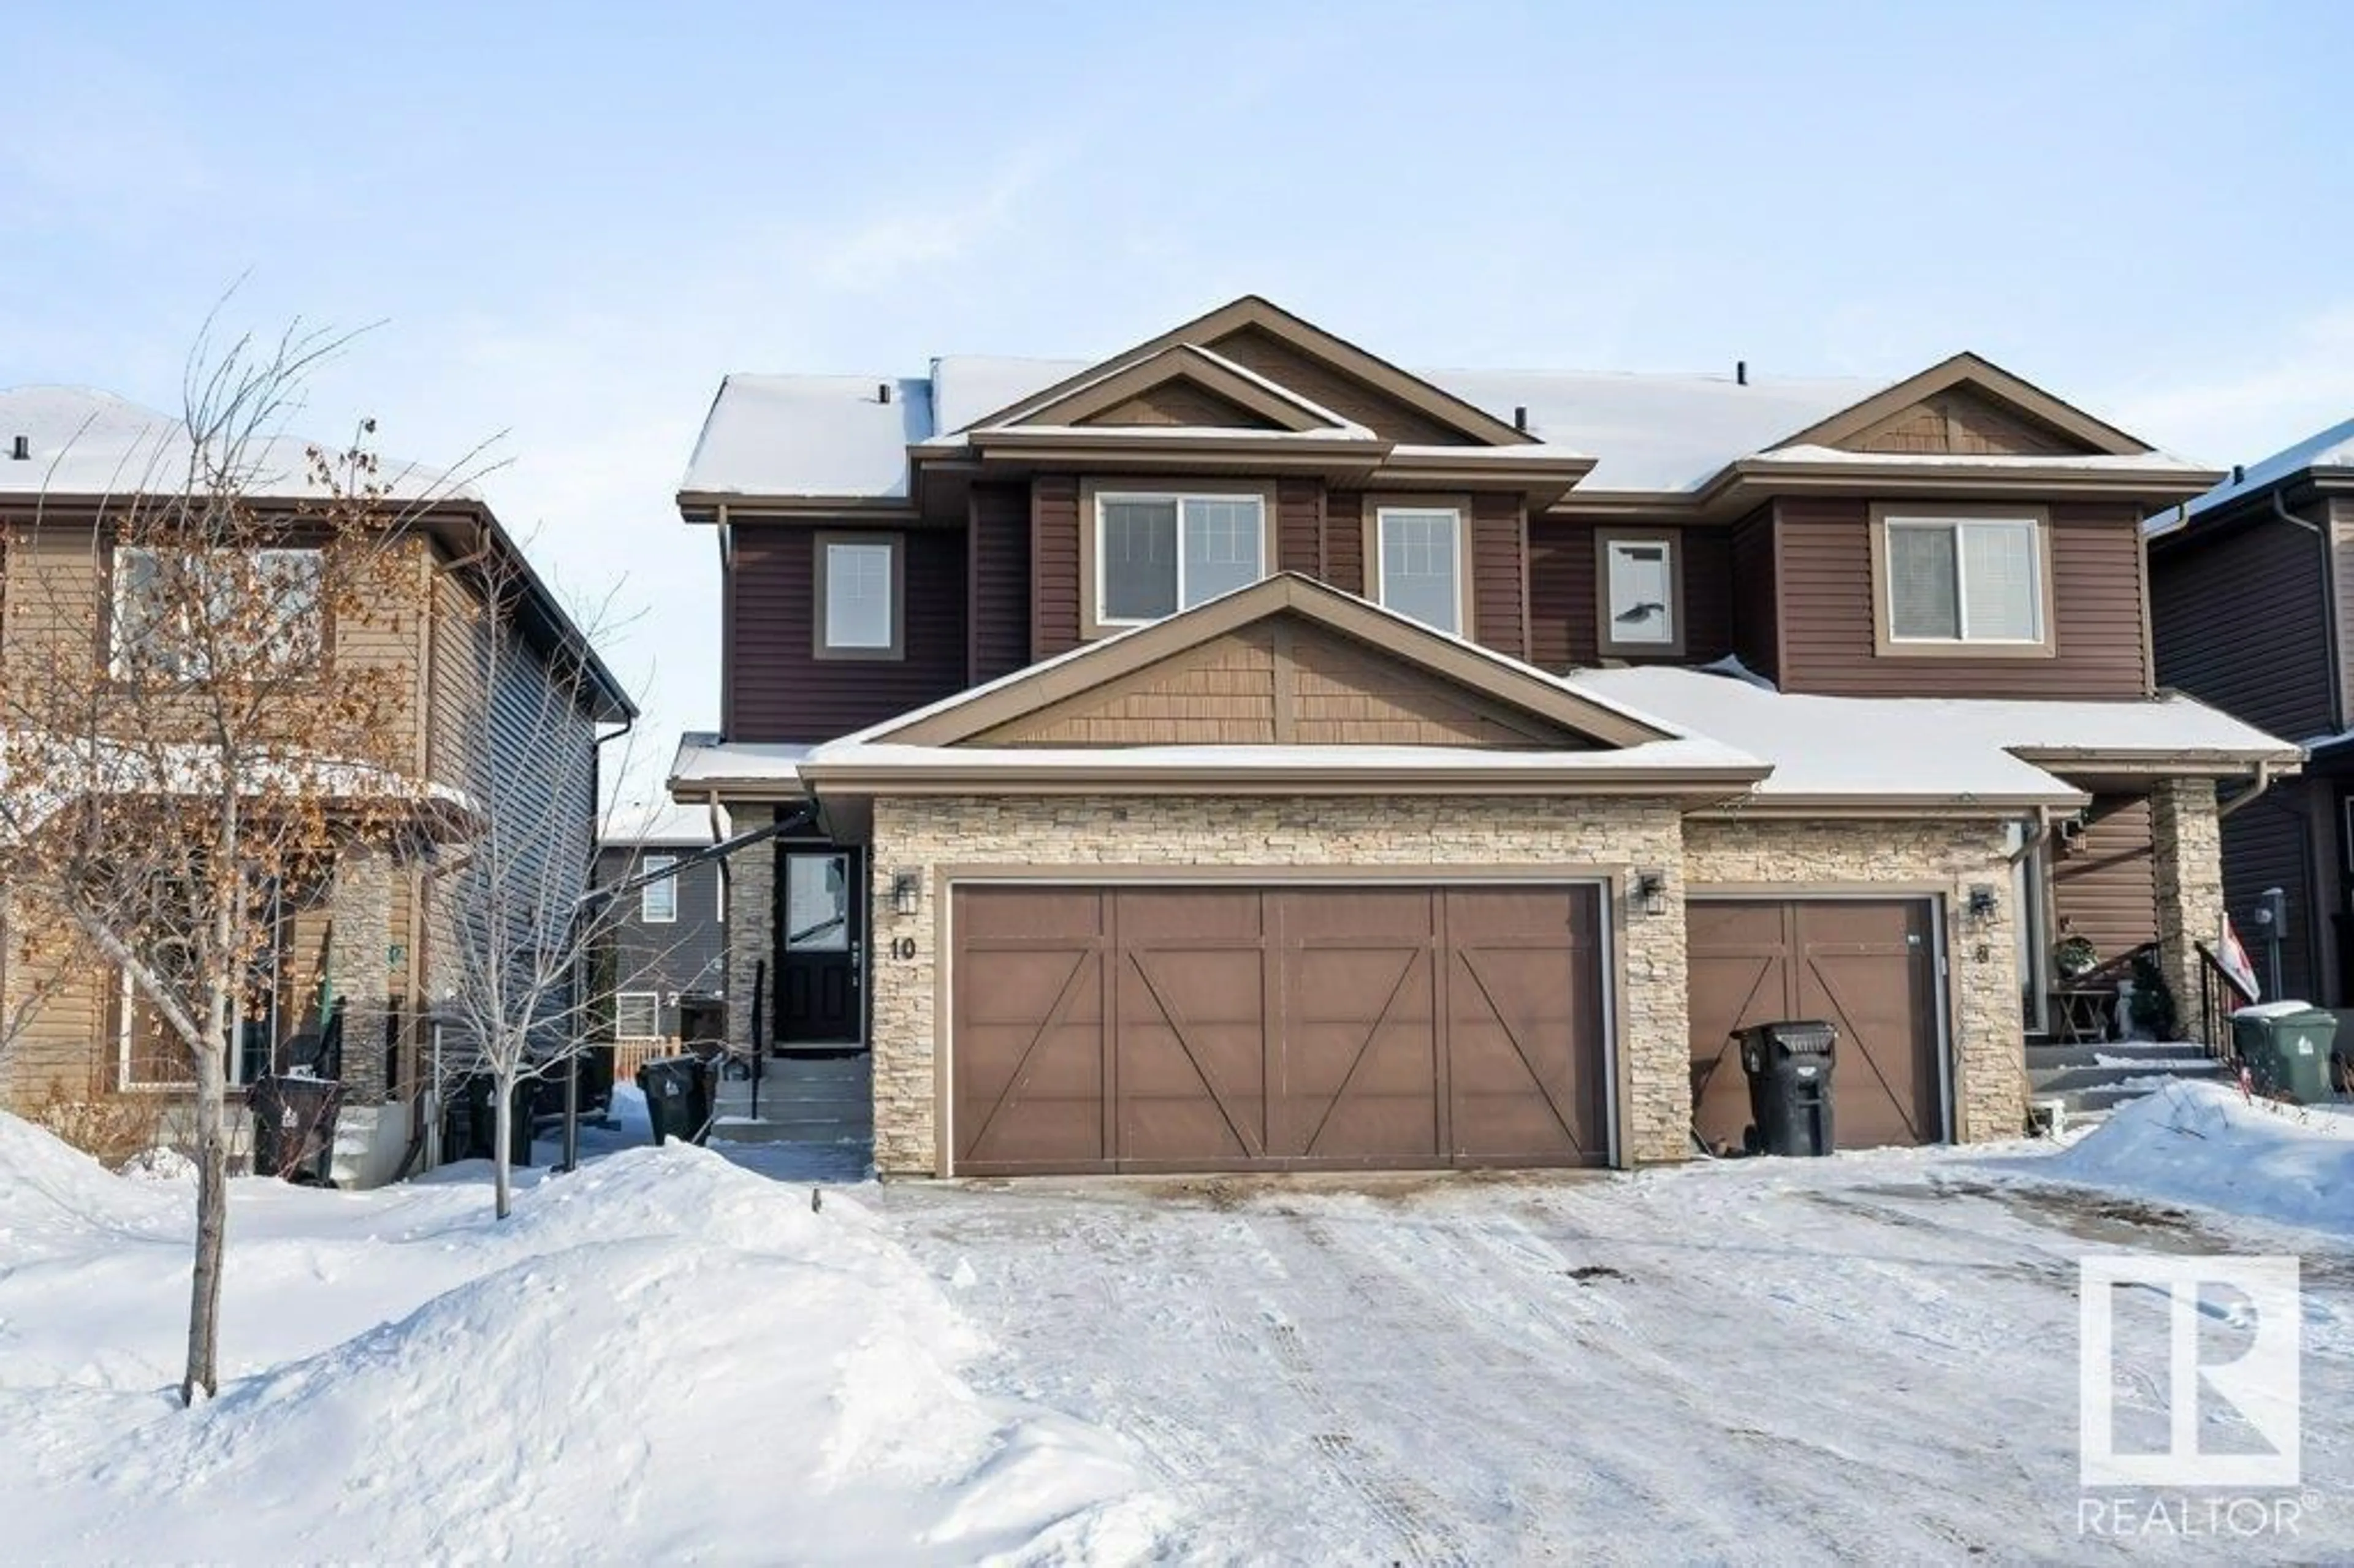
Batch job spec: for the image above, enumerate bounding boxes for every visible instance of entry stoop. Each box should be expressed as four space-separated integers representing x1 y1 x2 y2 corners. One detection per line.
2025 1041 2228 1125
711 1053 874 1147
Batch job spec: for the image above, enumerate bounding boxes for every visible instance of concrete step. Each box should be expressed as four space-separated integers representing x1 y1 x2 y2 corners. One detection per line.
709 1117 871 1146
2028 1059 2226 1095
2024 1041 2219 1071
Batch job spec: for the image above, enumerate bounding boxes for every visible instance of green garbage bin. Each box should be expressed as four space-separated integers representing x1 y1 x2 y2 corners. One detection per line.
2230 1003 2339 1104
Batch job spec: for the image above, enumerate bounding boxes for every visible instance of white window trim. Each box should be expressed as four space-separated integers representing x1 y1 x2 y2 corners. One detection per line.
614 991 664 1041
110 544 327 680
641 854 679 924
116 970 250 1092
1871 506 2056 660
1365 500 1471 637
1595 529 1683 657
1088 489 1273 632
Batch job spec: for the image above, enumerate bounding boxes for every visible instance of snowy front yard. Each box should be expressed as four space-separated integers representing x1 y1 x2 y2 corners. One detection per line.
2 1083 2350 1564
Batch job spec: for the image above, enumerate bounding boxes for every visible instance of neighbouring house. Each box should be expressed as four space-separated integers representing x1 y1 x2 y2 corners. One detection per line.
594 801 728 1078
668 296 2296 1177
0 387 633 1186
2147 420 2354 1006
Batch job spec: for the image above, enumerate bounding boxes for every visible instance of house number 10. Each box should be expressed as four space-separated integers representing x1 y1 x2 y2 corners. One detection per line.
890 936 918 961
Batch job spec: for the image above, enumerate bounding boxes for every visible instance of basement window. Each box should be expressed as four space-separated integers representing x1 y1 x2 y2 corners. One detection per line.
1876 509 2051 653
1094 492 1268 628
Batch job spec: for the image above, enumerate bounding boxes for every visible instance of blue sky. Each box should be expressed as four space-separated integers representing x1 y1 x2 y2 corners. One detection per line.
7 1 2350 793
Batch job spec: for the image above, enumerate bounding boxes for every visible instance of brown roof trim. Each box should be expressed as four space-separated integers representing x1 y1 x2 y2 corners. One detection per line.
2013 746 2304 777
1693 791 2090 818
866 573 1677 750
966 428 1388 460
794 759 1768 797
997 343 1348 433
1770 351 2155 457
1537 462 2225 525
956 295 1535 447
677 493 921 522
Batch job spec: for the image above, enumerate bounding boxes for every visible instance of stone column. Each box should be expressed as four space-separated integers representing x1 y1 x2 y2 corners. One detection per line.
327 843 394 1104
2151 776 2223 1040
725 839 775 1059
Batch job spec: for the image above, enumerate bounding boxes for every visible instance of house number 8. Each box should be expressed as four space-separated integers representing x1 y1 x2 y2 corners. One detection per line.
891 936 918 961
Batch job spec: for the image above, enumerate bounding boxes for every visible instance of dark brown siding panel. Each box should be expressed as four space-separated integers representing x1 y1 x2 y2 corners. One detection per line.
1032 473 1081 660
1202 327 1473 444
728 523 969 742
2049 794 2158 964
1680 528 1733 664
969 482 1030 684
1528 520 1595 671
2151 516 2334 740
1276 479 1323 576
2223 784 2318 1005
1777 499 2149 698
1470 493 1526 660
1729 508 1778 680
1324 490 1366 596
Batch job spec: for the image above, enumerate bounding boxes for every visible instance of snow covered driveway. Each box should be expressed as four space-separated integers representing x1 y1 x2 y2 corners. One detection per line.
883 1149 2354 1564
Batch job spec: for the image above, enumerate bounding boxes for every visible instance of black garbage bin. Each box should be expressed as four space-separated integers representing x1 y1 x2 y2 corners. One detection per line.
442 1073 534 1166
638 1054 716 1147
247 1074 343 1184
1735 1020 1837 1157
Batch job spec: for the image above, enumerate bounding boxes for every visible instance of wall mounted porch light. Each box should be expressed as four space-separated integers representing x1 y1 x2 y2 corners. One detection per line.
891 869 922 917
1633 869 1668 918
1967 884 1999 924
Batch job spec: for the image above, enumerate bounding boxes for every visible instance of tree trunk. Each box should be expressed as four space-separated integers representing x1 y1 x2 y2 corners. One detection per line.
183 1038 229 1404
492 1069 513 1222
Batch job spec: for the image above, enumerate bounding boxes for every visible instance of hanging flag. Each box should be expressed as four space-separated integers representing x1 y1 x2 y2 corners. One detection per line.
2217 913 2261 1003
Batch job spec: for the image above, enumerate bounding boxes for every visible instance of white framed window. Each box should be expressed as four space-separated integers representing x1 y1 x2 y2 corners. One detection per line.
112 546 324 680
815 533 902 659
1878 512 2048 649
1369 504 1464 635
1598 532 1680 655
1092 492 1268 628
641 854 678 924
614 991 661 1040
116 964 256 1090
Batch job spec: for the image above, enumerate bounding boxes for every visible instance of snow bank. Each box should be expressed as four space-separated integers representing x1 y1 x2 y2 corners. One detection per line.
0 1125 1165 1563
2051 1080 2354 1237
0 1109 179 1258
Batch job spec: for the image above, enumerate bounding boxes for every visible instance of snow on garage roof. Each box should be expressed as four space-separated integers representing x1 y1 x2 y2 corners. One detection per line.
0 386 468 502
1561 666 2298 807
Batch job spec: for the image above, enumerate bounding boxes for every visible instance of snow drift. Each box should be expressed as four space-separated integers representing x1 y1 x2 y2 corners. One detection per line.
0 1116 1164 1564
2052 1079 2354 1237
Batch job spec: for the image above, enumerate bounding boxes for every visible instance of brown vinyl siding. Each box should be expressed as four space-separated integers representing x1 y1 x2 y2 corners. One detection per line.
728 522 969 742
1528 520 1593 671
1680 528 1733 665
1775 499 2150 697
968 482 1029 683
1030 474 1081 660
1276 479 1322 576
2151 511 2334 741
1322 490 1366 596
1729 509 1779 682
1081 382 1279 428
2049 794 2158 963
2222 783 2318 1004
1469 493 1527 660
1847 389 2081 455
1201 327 1474 445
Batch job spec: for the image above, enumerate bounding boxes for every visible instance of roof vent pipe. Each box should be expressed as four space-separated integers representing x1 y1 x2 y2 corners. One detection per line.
1513 405 1528 432
1735 360 1748 387
8 436 25 461
877 382 892 405
2232 463 2245 485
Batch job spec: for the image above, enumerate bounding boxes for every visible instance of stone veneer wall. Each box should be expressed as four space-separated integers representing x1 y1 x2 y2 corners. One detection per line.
866 793 1691 1176
723 835 776 1059
2149 777 2222 1044
1682 816 2024 1141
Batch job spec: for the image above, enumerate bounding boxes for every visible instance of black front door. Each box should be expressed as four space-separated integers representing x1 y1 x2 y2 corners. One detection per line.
777 848 862 1048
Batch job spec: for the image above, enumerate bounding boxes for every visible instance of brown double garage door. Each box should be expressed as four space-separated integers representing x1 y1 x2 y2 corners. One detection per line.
1686 899 1948 1151
951 883 1609 1175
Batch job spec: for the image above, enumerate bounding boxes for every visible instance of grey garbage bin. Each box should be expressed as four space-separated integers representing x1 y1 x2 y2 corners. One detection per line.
1736 1021 1837 1156
2230 1004 2338 1104
638 1055 716 1147
248 1074 343 1184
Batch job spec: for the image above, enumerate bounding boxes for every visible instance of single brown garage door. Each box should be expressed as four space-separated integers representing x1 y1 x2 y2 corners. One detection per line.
1687 899 1945 1151
951 883 1608 1175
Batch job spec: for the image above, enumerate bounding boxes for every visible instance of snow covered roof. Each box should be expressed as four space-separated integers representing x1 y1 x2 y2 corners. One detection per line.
0 386 468 504
1750 444 2212 475
2152 415 2354 533
1560 666 2299 809
796 736 1761 783
679 375 932 500
600 800 723 847
666 732 815 796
